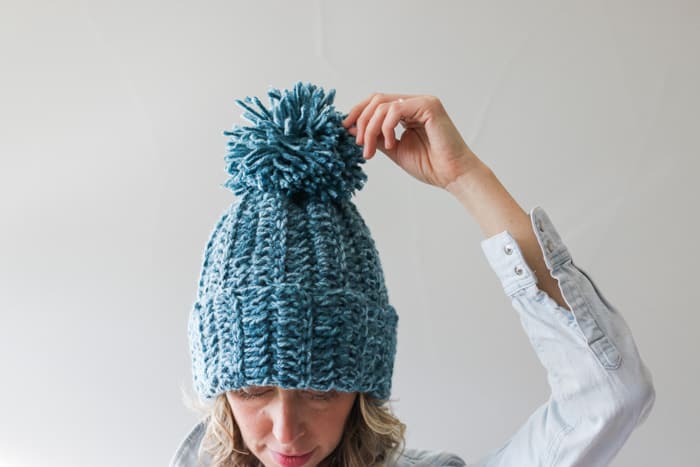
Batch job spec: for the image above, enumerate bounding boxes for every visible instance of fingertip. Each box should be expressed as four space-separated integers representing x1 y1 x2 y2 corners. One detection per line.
383 135 392 150
342 115 354 128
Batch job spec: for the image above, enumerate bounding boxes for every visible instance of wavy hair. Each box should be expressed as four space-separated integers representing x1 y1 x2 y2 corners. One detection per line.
182 388 407 467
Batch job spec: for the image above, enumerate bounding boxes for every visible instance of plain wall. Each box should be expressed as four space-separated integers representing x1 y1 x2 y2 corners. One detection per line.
1 0 697 465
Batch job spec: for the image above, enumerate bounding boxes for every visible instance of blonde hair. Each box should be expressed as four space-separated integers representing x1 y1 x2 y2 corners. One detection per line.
182 387 407 467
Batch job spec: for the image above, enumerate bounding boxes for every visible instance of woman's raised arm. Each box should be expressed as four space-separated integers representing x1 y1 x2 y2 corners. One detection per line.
344 93 655 465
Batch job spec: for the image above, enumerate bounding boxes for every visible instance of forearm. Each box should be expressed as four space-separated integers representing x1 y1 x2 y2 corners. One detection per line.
445 159 571 312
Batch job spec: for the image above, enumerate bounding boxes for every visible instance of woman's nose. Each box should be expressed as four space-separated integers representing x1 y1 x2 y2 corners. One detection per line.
271 396 306 444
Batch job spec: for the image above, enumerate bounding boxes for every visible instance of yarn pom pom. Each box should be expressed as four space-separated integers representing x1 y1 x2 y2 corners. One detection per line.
223 81 367 202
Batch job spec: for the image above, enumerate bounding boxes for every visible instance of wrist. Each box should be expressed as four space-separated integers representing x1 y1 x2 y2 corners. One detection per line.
444 158 492 201
445 160 528 239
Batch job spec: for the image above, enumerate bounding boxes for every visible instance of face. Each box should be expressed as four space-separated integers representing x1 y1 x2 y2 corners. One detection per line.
225 386 357 467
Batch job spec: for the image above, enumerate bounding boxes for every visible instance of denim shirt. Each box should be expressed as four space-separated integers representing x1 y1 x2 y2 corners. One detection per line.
170 206 655 467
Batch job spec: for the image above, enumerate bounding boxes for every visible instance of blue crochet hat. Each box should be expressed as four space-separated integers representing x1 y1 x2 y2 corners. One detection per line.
188 81 399 401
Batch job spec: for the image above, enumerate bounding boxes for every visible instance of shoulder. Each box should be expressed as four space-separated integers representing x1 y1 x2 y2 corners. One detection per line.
169 419 208 467
393 447 467 467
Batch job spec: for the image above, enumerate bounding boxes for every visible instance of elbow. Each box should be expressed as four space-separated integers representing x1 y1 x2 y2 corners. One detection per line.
562 378 655 464
612 361 656 429
626 368 656 427
591 362 657 433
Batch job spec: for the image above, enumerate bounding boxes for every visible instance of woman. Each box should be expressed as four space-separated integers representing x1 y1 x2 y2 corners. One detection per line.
171 82 655 466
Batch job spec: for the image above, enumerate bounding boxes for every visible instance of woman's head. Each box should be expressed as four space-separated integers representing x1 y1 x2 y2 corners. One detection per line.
186 387 406 467
186 82 403 464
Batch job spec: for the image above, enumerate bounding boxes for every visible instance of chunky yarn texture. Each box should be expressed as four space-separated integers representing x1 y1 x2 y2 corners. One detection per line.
188 81 399 401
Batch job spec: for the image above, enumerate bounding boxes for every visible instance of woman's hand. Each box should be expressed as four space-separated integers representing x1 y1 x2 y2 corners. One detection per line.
341 93 484 189
344 95 570 311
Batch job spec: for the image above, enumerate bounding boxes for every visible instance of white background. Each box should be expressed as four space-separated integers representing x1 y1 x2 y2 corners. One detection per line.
1 1 697 465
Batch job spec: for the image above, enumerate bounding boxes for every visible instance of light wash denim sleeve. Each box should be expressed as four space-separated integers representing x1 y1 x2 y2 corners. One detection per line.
469 206 656 467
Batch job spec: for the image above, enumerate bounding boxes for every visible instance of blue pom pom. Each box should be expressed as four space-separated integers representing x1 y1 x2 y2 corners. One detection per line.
223 81 367 202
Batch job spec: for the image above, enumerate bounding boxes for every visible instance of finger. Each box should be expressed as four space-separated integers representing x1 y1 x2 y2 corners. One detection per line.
352 93 413 144
383 122 397 150
363 103 391 159
343 93 405 128
382 100 405 150
374 133 391 160
355 94 384 145
341 94 375 128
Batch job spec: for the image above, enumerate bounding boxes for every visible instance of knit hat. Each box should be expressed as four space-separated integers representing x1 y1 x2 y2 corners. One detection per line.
188 81 399 401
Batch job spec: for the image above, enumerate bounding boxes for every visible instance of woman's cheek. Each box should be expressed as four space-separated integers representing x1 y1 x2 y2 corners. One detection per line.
230 401 268 437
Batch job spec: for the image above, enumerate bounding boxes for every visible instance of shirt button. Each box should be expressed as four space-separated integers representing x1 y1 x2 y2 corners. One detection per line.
537 220 545 232
504 244 513 255
514 265 524 275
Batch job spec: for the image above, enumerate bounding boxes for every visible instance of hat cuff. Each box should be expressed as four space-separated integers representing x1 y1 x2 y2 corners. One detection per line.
188 282 398 401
